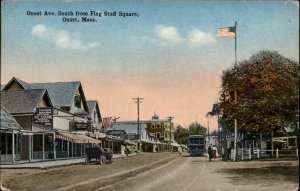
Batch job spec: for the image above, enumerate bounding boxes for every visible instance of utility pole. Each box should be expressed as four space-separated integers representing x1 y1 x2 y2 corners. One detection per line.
132 97 144 152
167 116 174 153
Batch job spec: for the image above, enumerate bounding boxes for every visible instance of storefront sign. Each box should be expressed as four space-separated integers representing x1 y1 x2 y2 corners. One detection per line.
33 107 53 127
74 121 91 130
126 134 139 140
107 130 126 136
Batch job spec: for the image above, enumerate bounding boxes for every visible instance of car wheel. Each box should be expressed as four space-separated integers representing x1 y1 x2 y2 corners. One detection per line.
99 156 106 165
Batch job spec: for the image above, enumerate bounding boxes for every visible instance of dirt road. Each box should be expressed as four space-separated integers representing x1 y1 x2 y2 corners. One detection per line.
0 153 177 191
0 153 298 191
99 155 299 191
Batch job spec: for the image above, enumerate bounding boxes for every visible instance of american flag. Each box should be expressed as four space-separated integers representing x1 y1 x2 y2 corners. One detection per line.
217 26 236 37
102 117 113 129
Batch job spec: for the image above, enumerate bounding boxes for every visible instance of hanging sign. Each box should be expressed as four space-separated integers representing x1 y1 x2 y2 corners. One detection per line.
33 107 53 128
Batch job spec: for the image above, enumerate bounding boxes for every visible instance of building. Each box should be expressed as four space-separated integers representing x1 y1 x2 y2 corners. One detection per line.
0 105 23 163
110 121 157 152
1 77 101 163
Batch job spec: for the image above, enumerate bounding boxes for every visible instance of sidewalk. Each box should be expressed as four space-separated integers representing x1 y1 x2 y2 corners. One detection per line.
0 153 138 169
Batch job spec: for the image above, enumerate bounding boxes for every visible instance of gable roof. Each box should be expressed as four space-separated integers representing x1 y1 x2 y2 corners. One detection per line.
2 77 89 113
2 77 31 90
0 105 23 130
110 122 147 134
87 100 102 121
0 89 52 114
30 81 81 108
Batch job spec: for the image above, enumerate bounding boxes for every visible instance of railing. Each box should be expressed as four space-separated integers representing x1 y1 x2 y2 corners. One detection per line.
236 148 298 160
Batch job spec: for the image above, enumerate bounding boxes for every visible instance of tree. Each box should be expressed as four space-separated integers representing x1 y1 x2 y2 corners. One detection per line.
188 122 207 135
220 50 299 135
174 125 189 144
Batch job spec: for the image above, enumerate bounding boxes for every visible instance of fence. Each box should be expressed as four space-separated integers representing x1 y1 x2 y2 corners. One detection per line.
236 148 298 161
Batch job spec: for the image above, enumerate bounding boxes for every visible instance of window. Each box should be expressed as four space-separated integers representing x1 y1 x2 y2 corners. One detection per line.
74 95 81 108
156 132 161 139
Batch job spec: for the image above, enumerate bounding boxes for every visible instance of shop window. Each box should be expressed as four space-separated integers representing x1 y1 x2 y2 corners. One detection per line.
0 133 6 154
7 134 12 154
33 134 43 151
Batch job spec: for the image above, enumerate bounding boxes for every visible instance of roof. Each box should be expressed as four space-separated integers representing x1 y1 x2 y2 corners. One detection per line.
87 100 101 120
0 105 22 130
110 122 147 134
3 77 89 113
152 112 159 119
2 77 31 90
14 77 32 89
0 89 52 114
30 81 81 108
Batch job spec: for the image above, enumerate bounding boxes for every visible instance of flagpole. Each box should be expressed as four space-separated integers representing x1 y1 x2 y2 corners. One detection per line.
233 21 238 162
235 21 237 65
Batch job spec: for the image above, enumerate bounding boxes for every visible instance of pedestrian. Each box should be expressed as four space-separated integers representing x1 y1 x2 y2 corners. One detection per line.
178 146 182 156
125 146 130 157
208 143 213 162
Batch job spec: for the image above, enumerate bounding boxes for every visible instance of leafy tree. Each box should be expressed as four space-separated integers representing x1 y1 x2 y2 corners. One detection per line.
174 125 189 144
220 50 299 135
188 122 207 135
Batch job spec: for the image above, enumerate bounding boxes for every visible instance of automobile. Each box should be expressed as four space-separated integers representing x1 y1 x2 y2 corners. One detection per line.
86 147 113 165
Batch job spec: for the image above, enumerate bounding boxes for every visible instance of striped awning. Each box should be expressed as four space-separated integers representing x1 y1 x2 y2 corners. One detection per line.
56 132 101 144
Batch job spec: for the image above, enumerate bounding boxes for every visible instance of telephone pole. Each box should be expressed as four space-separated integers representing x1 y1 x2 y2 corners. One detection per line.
167 116 174 152
132 97 144 152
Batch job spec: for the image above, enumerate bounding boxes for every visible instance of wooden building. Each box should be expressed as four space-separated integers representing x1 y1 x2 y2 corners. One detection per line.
0 105 23 163
1 77 100 163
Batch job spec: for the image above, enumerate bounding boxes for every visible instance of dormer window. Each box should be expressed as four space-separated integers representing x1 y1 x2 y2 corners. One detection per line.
74 94 81 108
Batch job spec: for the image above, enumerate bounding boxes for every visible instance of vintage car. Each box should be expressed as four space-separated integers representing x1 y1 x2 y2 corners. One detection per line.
85 147 113 165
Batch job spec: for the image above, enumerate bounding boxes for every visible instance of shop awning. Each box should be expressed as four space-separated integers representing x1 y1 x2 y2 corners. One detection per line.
142 140 157 144
56 132 101 144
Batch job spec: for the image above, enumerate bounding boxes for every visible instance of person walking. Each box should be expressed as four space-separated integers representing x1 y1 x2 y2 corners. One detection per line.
178 146 182 156
208 143 213 162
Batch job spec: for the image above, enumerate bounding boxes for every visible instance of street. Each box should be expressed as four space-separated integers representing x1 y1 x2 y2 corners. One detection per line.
99 154 298 191
0 153 298 191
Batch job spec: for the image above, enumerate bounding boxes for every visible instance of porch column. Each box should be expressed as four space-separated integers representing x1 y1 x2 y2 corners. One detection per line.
80 144 82 157
53 133 56 159
42 134 45 161
67 141 69 158
12 131 15 164
29 134 32 162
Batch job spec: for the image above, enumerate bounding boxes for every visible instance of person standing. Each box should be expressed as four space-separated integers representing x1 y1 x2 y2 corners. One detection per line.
208 143 213 162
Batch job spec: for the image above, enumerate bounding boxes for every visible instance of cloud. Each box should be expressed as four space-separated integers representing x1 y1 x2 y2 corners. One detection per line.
187 29 216 47
31 24 100 51
143 25 216 48
32 24 47 37
154 25 184 45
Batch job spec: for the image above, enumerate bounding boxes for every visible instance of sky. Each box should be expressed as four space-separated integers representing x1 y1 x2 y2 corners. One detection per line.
1 0 299 130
